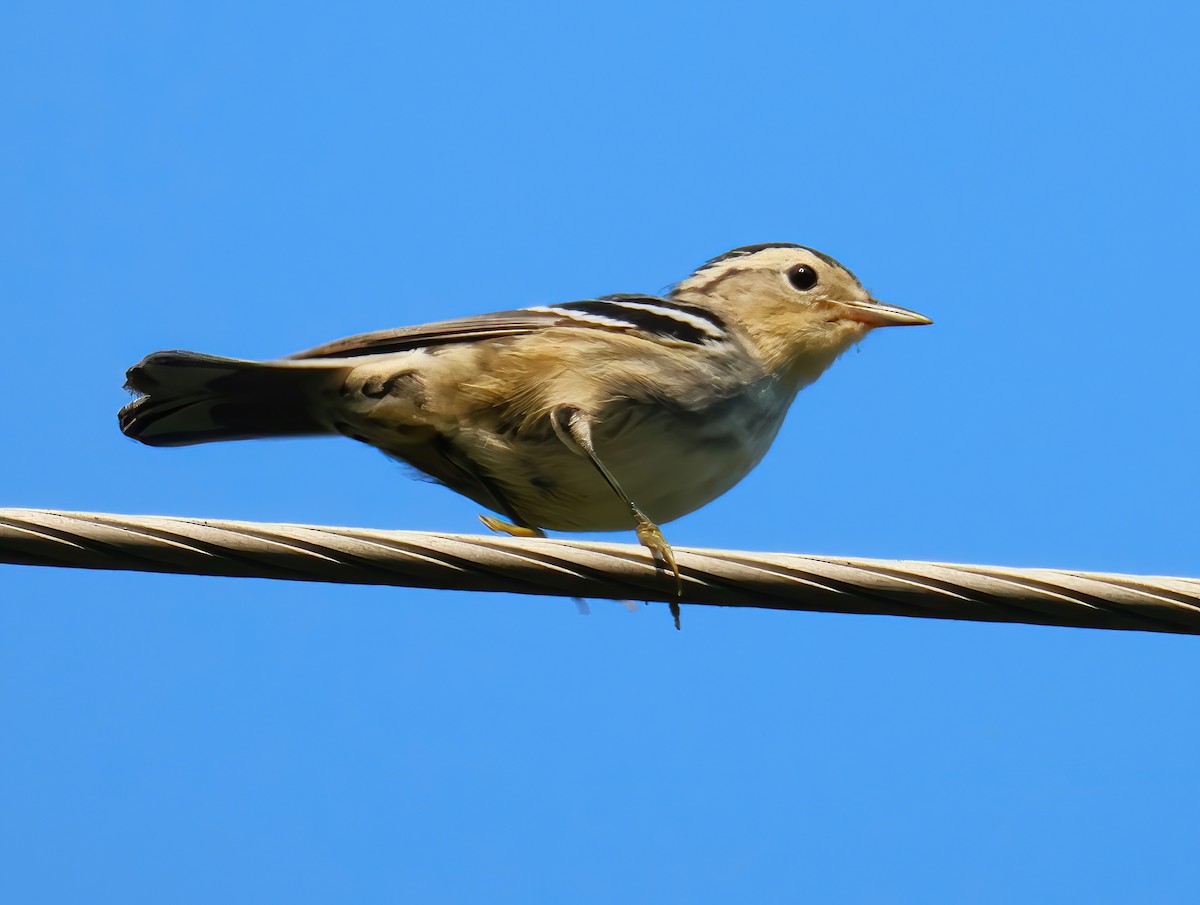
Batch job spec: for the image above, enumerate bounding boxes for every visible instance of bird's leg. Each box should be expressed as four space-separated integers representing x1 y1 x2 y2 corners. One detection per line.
432 435 546 538
551 406 683 614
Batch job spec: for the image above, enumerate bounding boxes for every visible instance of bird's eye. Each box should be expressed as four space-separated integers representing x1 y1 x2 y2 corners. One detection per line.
786 264 819 291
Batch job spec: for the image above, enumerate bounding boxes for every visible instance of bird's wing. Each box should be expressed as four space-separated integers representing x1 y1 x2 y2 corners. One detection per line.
287 309 563 360
288 295 727 360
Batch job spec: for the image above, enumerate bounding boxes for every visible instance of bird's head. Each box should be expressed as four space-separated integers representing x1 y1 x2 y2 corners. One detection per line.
672 243 931 386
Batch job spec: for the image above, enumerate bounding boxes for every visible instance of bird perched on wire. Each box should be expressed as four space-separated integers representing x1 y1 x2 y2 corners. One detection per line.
119 243 931 609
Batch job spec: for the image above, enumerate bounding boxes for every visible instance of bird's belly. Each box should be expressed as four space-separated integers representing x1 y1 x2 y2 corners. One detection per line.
468 393 792 531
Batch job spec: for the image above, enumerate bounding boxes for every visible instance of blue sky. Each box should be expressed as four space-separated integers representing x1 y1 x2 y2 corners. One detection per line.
3 1 1199 902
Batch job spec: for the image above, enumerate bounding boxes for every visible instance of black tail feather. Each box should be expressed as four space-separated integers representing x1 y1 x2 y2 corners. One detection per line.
120 351 346 447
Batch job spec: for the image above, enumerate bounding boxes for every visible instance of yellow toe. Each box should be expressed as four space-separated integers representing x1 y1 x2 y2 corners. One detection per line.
478 515 546 538
634 516 682 597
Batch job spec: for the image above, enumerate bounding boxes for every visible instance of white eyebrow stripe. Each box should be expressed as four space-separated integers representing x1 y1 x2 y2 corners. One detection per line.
525 305 636 330
599 299 726 339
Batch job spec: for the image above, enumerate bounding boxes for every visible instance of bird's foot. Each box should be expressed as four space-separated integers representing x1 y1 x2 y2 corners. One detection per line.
478 514 546 538
634 515 683 623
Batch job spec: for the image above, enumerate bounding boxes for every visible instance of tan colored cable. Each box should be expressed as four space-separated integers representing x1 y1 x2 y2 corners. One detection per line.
0 507 1197 634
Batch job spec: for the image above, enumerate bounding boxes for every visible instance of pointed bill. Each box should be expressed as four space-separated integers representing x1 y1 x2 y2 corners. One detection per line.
839 298 933 327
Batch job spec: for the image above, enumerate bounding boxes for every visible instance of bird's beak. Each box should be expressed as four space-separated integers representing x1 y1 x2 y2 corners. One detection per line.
839 298 933 327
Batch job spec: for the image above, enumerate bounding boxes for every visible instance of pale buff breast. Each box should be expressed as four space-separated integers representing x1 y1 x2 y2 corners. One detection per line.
457 376 798 531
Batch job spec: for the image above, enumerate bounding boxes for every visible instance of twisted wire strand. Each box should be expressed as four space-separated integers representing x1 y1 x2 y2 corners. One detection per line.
1 507 1198 634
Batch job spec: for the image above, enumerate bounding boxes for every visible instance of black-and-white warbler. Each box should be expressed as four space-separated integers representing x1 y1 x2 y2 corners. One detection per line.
120 243 931 591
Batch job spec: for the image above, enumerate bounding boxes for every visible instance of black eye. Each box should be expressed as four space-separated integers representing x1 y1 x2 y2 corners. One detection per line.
786 264 819 291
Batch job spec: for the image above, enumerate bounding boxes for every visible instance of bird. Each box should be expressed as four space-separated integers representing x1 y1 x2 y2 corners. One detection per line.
119 243 931 615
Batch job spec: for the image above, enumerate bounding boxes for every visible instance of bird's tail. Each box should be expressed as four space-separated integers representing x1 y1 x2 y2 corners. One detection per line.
119 351 350 447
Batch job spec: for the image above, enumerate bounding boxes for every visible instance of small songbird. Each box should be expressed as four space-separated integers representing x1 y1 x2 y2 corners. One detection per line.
120 243 931 591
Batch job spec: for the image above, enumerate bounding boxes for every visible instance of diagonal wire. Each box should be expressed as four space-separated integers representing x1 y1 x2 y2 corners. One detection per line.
0 507 1198 634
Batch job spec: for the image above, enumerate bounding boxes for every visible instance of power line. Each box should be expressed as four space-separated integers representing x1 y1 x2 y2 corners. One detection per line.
1 507 1197 634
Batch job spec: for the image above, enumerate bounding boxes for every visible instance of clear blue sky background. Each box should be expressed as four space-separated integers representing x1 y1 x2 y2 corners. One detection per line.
3 2 1198 902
